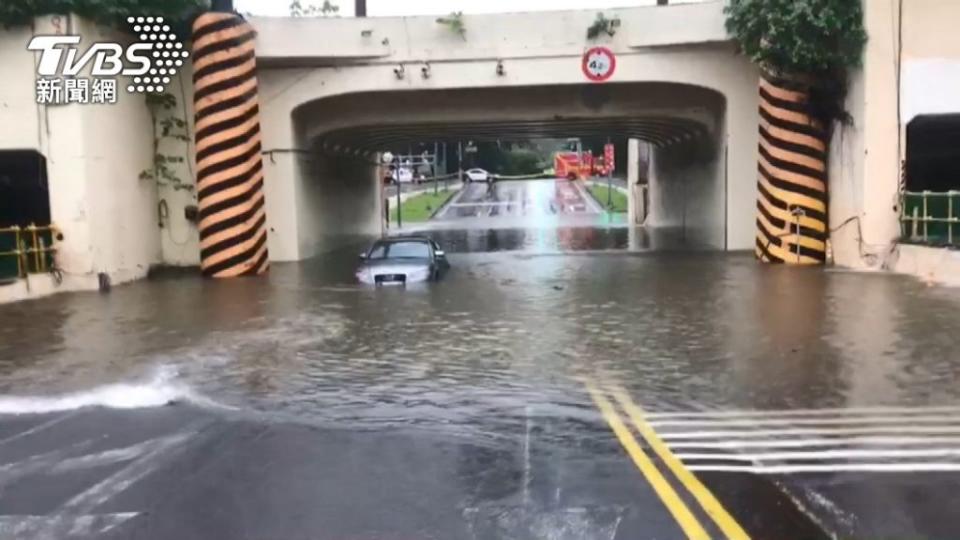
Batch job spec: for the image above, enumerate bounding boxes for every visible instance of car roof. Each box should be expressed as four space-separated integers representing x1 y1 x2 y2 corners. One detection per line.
374 236 432 244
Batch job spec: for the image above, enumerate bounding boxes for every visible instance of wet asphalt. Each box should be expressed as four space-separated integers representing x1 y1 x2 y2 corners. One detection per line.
2 180 960 539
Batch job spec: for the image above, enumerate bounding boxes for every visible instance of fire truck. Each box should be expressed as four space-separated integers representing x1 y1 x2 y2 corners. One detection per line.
553 139 614 180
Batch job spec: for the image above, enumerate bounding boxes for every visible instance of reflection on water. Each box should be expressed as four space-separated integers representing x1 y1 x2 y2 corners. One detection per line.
1 227 959 442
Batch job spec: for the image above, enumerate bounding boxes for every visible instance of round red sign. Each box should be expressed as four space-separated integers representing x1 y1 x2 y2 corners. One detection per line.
582 46 616 82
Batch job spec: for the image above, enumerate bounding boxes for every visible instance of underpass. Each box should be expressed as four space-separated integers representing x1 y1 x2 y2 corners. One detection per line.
4 192 960 538
0 3 959 539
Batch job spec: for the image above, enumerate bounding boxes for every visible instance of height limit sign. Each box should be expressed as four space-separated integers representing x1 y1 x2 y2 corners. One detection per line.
582 46 616 82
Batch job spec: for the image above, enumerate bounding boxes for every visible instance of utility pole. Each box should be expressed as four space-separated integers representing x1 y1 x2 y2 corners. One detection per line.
396 157 402 229
355 0 367 16
457 141 463 184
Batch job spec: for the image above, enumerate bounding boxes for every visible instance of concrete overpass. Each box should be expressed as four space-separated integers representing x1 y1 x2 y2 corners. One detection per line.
247 1 760 260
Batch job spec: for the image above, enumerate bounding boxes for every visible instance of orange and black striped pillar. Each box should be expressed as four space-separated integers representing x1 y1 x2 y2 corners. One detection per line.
755 73 829 265
192 11 268 277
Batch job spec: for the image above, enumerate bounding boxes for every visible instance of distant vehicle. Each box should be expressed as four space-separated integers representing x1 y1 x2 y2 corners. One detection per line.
355 236 450 285
388 168 414 184
465 168 489 183
553 139 614 180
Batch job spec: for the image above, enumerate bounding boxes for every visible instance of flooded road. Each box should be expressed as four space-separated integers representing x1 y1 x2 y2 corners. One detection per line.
2 182 960 538
3 232 958 421
438 179 601 219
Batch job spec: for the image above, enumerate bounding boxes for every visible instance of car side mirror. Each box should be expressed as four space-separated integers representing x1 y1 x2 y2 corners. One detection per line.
359 252 368 260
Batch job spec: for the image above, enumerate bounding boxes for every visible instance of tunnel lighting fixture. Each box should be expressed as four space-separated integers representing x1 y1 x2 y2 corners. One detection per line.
393 64 405 79
421 63 431 79
496 60 505 76
361 29 373 37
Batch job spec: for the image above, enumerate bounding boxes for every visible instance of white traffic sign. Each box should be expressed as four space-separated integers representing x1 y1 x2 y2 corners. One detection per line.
582 46 616 82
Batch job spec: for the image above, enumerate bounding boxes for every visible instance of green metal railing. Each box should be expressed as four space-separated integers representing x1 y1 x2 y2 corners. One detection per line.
0 224 59 282
900 191 960 248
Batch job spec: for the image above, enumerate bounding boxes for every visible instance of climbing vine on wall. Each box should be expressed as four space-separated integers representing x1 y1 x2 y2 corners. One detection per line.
724 0 867 123
288 0 338 17
586 12 620 40
436 12 466 40
0 0 206 31
141 92 194 194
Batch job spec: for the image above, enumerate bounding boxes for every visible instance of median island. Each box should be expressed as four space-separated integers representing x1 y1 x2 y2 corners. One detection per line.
390 188 458 223
586 184 627 213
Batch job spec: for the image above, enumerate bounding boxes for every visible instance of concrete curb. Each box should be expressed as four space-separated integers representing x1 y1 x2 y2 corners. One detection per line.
429 186 465 219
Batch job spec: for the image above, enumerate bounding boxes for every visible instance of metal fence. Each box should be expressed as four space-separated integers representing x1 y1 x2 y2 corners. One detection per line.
900 191 959 248
0 224 59 282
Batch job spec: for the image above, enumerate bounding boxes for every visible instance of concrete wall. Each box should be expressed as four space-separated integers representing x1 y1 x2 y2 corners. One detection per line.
156 66 200 267
900 0 960 122
35 16 160 286
646 133 725 249
0 15 196 301
253 3 729 64
0 25 40 150
828 0 960 285
296 152 381 259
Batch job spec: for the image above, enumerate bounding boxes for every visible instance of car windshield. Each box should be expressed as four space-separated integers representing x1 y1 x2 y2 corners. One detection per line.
368 241 431 259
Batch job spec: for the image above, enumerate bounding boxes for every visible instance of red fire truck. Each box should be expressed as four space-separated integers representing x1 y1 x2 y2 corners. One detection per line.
553 139 614 180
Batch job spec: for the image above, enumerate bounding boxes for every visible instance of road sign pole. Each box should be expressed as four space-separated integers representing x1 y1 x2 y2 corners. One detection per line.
606 138 613 208
396 168 402 229
434 142 439 196
607 169 612 207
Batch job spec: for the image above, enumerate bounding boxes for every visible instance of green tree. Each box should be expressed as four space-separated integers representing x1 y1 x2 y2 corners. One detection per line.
724 0 867 122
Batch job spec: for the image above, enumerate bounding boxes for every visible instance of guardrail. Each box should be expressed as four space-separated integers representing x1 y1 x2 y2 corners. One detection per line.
0 224 60 281
900 190 959 247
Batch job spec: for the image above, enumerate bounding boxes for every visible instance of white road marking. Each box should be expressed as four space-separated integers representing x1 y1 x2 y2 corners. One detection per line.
649 414 960 428
659 425 960 440
0 413 76 446
449 202 518 207
626 405 960 475
645 405 960 420
0 513 138 539
667 436 960 449
677 448 960 462
0 428 199 540
687 463 960 474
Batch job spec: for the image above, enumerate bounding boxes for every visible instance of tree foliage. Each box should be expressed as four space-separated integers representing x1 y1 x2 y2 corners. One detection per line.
499 149 543 176
0 0 207 29
724 0 867 77
725 0 867 123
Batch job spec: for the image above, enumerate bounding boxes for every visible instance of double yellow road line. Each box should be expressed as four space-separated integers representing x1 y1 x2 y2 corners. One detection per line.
587 381 751 540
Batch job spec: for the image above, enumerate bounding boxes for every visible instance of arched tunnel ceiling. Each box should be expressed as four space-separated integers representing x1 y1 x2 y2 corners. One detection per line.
295 83 725 157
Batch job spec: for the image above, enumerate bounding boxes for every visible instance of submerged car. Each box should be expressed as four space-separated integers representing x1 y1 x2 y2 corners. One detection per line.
355 236 450 285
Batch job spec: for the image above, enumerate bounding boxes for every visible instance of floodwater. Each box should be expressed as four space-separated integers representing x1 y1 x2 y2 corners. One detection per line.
1 198 959 441
3 179 960 538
